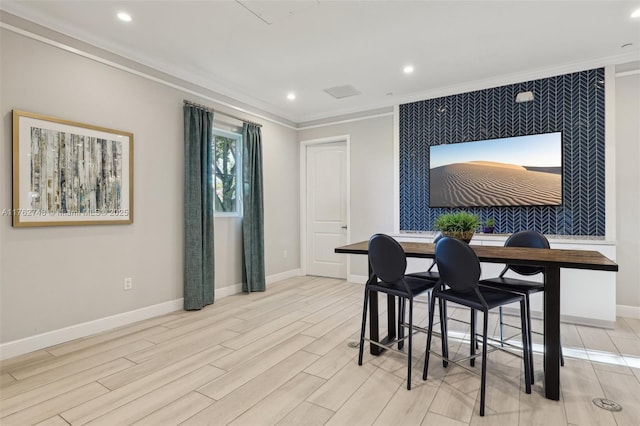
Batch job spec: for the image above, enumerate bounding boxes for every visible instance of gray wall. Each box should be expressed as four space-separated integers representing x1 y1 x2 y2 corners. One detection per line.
1 18 637 348
0 28 299 343
615 73 640 307
298 116 394 277
300 82 639 309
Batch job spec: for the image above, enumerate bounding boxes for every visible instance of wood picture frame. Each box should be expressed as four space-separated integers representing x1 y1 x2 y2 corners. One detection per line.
11 110 134 227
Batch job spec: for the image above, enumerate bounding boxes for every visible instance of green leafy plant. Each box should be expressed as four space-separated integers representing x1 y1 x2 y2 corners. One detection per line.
434 211 480 242
482 216 495 233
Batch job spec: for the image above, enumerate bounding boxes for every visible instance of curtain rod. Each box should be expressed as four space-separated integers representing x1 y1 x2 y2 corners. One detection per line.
183 100 263 128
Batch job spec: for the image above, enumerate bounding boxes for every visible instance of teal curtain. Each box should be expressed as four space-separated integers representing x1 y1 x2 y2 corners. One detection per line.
242 123 266 292
183 105 215 310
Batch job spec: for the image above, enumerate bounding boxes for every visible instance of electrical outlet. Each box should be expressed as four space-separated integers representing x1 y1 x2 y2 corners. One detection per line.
283 250 288 258
123 277 133 290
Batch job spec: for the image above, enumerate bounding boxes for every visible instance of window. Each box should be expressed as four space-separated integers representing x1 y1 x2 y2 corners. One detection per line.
213 129 242 216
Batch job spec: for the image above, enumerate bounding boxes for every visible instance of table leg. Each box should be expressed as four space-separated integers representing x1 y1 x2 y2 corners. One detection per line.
387 294 397 347
369 288 382 355
544 266 561 400
368 290 397 355
368 261 397 356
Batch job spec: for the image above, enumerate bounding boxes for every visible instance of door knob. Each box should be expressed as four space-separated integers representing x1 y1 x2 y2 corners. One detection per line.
341 225 348 229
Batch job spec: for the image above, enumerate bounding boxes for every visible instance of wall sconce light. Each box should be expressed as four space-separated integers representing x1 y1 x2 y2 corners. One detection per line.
515 91 534 103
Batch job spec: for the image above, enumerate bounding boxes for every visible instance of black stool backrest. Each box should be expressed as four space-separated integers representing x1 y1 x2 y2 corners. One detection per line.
435 237 481 293
368 234 407 285
427 232 443 272
503 231 549 276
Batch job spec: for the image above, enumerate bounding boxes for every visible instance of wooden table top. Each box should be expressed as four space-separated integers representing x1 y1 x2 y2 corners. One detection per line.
335 240 618 272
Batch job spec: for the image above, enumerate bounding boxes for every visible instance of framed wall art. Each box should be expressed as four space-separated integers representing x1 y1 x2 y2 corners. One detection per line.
11 110 133 227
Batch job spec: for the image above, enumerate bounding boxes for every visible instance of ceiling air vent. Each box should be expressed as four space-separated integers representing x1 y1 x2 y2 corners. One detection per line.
324 85 362 99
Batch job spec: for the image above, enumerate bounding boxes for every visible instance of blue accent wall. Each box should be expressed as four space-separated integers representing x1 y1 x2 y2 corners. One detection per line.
399 68 605 236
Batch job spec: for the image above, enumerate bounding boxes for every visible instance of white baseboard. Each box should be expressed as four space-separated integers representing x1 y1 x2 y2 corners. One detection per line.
0 268 303 361
216 283 243 299
216 268 303 299
617 304 640 319
0 298 183 361
348 274 367 284
267 268 302 285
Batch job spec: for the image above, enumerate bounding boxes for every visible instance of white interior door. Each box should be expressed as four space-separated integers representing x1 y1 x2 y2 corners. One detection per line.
306 142 347 278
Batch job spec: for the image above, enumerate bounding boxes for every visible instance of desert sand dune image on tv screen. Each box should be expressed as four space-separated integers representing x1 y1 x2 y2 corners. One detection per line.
429 161 562 207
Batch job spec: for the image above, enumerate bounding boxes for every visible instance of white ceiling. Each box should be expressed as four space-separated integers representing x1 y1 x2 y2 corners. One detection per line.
2 1 640 123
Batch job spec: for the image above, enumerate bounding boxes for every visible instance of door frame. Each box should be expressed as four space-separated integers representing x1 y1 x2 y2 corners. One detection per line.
300 135 351 278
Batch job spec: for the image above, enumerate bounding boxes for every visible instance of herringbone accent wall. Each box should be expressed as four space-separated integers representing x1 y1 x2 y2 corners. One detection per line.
399 68 605 236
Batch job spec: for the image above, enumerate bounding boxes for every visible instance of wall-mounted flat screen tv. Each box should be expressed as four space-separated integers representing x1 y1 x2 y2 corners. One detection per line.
429 132 563 208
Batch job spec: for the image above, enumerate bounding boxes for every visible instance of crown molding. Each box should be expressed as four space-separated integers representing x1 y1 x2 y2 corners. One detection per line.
3 9 638 127
294 50 640 123
392 50 640 106
0 12 298 129
297 107 393 130
617 69 640 77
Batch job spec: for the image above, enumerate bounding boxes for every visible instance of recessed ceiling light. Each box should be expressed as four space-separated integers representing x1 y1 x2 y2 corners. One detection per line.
117 12 132 22
403 65 414 74
287 92 296 100
631 8 640 18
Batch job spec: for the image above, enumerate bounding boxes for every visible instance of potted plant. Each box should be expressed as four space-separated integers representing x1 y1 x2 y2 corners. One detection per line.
483 217 495 233
433 211 480 243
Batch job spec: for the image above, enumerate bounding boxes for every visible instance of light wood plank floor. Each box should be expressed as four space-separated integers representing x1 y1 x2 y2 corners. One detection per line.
2 276 640 425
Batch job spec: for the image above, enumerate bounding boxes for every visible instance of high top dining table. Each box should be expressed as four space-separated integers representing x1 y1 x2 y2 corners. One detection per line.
335 240 618 401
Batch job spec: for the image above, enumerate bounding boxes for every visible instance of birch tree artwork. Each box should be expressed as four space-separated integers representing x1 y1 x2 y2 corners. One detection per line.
29 127 123 214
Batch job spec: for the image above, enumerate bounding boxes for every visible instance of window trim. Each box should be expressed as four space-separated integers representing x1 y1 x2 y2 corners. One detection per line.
213 128 242 217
